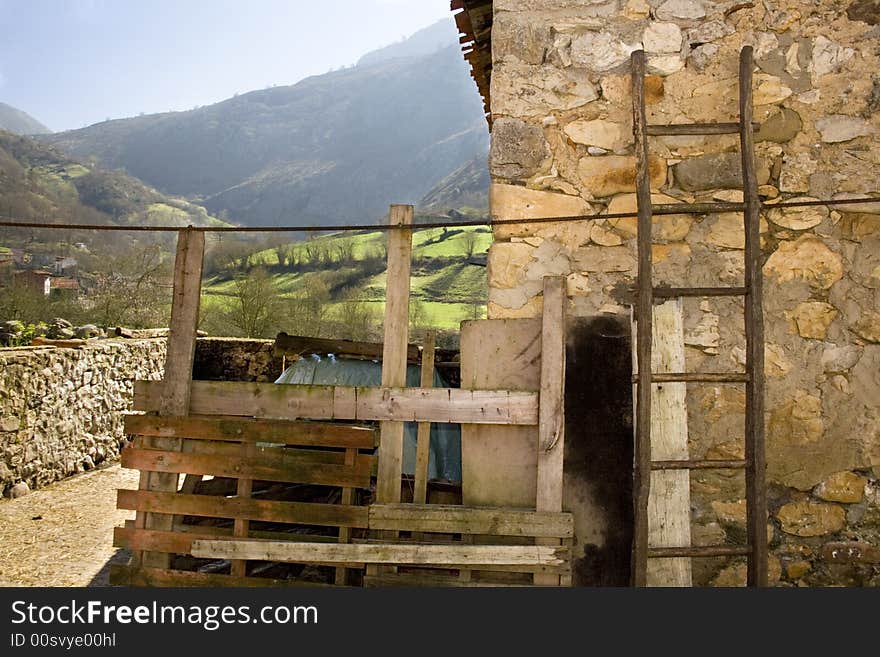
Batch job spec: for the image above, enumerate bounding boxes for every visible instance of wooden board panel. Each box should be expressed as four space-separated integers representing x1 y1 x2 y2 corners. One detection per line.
368 504 574 538
133 381 539 425
109 564 330 588
122 448 371 488
460 318 542 508
644 300 693 587
191 539 569 567
117 490 370 528
123 519 342 543
125 414 376 449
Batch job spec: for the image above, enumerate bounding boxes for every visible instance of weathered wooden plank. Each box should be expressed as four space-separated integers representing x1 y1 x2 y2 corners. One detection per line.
231 439 255 578
363 573 530 587
114 526 338 553
535 276 567 586
740 45 768 589
117 490 370 528
274 332 420 362
108 565 331 588
336 446 357 585
376 204 414 505
191 539 569 567
644 300 692 587
369 504 574 538
414 331 436 505
122 448 372 488
631 49 653 588
133 381 539 425
137 228 205 570
125 414 377 449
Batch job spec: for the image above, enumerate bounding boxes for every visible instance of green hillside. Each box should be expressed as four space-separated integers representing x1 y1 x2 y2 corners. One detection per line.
200 226 490 341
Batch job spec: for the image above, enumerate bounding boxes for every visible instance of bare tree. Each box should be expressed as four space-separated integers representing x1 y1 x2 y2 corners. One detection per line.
227 267 284 338
461 230 478 259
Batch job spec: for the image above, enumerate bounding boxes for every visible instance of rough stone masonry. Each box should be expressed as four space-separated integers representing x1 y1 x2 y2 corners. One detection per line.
486 0 880 585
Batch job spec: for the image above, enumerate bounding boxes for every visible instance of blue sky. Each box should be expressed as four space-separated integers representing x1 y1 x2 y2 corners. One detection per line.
0 0 453 131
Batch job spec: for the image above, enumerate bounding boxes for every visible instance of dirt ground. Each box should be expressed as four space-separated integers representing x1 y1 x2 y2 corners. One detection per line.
0 464 138 587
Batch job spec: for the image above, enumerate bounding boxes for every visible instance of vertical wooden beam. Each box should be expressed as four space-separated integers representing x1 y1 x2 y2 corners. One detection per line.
414 330 436 505
135 227 205 569
631 49 653 588
375 204 414 503
535 276 566 586
739 45 768 588
644 300 692 587
230 441 255 578
336 447 357 585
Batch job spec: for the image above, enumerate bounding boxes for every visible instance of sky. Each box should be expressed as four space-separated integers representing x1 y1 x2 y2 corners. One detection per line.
0 0 453 131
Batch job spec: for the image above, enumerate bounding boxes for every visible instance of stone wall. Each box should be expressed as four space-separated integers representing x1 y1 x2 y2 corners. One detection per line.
0 339 166 495
487 0 880 584
0 337 285 496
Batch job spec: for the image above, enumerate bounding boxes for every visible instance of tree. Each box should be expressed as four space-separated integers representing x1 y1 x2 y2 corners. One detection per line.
461 230 478 259
227 268 284 338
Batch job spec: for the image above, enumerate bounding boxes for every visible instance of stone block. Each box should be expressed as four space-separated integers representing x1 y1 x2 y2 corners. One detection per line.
577 155 667 197
776 501 846 536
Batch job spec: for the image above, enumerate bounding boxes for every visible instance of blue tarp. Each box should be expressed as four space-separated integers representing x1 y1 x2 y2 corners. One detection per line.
274 355 462 482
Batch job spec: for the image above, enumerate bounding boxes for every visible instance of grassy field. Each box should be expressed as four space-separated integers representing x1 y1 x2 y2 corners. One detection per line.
202 225 491 333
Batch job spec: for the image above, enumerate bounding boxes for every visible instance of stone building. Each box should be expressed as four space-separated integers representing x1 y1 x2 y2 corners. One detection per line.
454 0 880 585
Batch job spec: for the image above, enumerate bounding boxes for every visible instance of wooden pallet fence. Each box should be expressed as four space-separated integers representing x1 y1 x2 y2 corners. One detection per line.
112 415 376 587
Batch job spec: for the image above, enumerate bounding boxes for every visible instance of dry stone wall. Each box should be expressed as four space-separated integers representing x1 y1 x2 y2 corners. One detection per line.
0 337 284 497
488 0 880 585
0 340 166 495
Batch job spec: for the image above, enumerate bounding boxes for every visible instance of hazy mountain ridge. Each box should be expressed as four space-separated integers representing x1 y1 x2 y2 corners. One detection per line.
0 103 51 136
43 20 489 227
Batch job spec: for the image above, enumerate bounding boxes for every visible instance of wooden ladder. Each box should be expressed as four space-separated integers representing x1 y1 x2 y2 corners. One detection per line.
630 46 767 587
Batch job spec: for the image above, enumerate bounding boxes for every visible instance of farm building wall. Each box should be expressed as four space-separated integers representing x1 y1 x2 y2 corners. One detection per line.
484 0 880 585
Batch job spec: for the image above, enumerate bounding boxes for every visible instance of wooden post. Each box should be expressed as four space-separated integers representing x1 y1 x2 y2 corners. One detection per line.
230 441 255 578
134 227 204 569
414 330 436 505
631 49 654 588
375 205 414 504
535 276 566 586
644 300 692 587
739 45 768 587
335 446 357 585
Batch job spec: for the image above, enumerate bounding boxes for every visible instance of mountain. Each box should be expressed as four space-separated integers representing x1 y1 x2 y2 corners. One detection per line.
44 19 489 228
0 103 51 136
419 151 490 214
0 130 222 229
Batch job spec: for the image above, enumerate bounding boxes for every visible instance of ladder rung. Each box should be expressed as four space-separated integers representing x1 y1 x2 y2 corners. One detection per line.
651 459 747 471
654 286 747 298
652 202 745 215
648 546 750 558
633 372 750 383
646 122 759 136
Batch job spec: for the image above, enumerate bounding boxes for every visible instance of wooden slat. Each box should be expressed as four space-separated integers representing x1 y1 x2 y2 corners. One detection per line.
645 300 692 587
377 204 414 505
231 439 255 577
633 372 749 383
108 565 330 588
117 489 370 528
122 448 371 488
652 459 747 470
114 526 338 552
368 504 574 538
274 332 420 362
125 414 377 449
649 545 750 558
535 276 567 586
414 330 436 504
646 122 758 136
653 287 747 298
631 49 653 588
336 446 357 585
191 539 570 567
740 45 768 588
133 381 539 425
136 228 205 570
363 573 530 587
